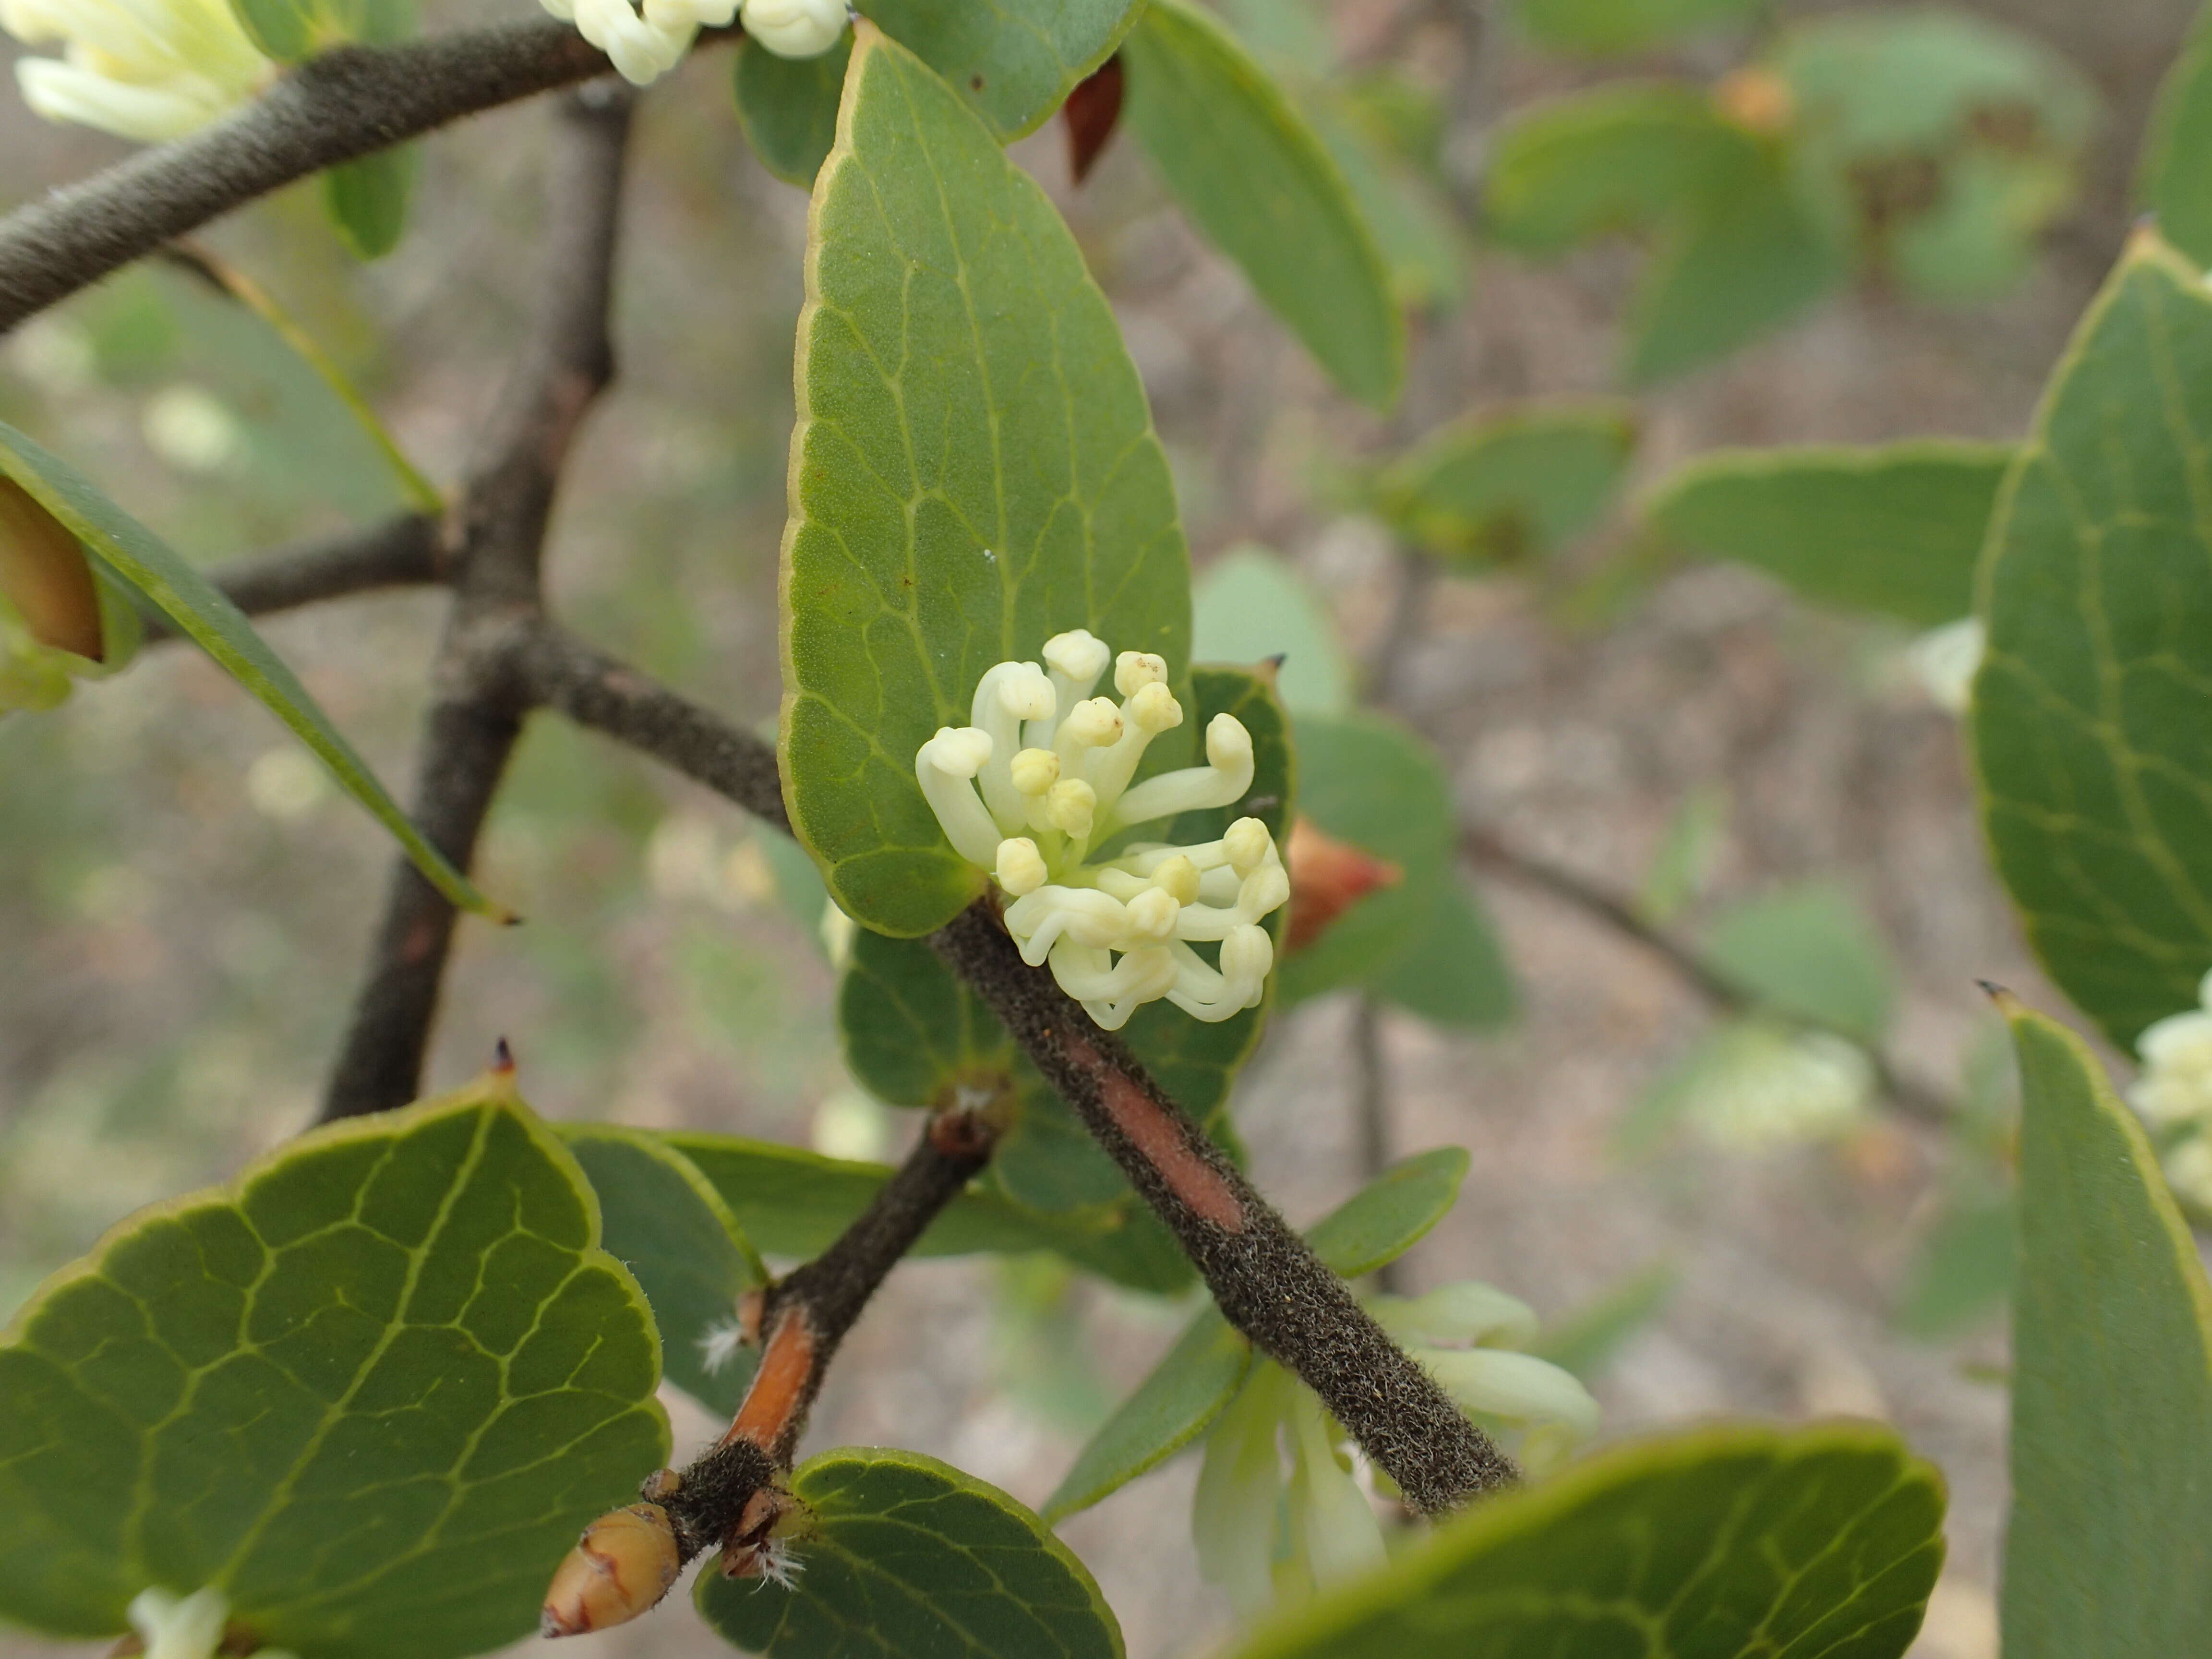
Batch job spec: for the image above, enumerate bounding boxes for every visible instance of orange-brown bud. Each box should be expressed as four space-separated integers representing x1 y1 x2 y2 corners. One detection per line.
1285 817 1403 955
541 1502 681 1638
1715 68 1795 137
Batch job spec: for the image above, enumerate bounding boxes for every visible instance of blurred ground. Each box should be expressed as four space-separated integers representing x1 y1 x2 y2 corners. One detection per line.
2 0 2202 1656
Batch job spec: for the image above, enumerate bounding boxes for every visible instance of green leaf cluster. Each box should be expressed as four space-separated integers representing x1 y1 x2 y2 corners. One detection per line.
1373 403 1638 570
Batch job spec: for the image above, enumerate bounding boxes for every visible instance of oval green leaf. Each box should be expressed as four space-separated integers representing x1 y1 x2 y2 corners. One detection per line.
860 0 1142 140
1121 0 1403 408
1227 1422 1945 1659
1644 441 2012 627
1305 1145 1469 1278
733 32 852 187
1698 881 1897 1044
2000 1001 2212 1656
697 1446 1123 1657
1973 229 2212 1047
0 1076 670 1657
780 23 1191 937
1374 402 1637 569
1191 548 1352 716
0 419 499 918
2140 1 2212 267
1512 0 1761 56
323 146 417 262
840 925 1017 1113
1363 874 1515 1030
565 1125 768 1417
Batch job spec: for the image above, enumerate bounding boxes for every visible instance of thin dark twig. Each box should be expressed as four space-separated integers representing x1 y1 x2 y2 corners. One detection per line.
516 621 790 829
144 513 443 641
1462 826 1959 1127
0 21 733 334
932 905 1517 1514
320 84 635 1123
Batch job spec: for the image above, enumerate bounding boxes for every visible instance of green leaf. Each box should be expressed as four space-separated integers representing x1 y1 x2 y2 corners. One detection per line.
1644 441 2010 627
733 32 853 187
1699 882 1896 1043
564 1126 768 1418
1625 147 1842 385
781 23 1190 938
1526 1264 1677 1381
1894 1188 2012 1338
322 147 416 261
1483 84 1753 255
1304 94 1471 314
2001 1002 2212 1655
1191 547 1352 716
1361 874 1514 1030
1042 1305 1249 1523
840 926 1016 1112
2140 1 2212 267
1972 230 2212 1047
0 420 499 918
1512 0 1760 56
1042 1148 1468 1522
698 1446 1123 1656
1373 402 1636 568
661 1130 1194 1294
859 0 1142 141
1121 0 1403 408
1304 1146 1469 1277
1637 781 1727 925
1277 712 1452 1005
1228 1422 1943 1659
0 1076 670 1655
228 0 314 60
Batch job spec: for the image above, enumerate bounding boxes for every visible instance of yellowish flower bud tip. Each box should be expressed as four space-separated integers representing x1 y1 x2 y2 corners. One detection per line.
1062 696 1123 747
921 726 992 778
1046 779 1097 838
1152 853 1201 906
1010 746 1061 795
541 1503 681 1637
1205 712 1253 769
1115 650 1168 696
1224 817 1273 879
996 661 1055 720
1128 681 1182 733
995 837 1047 896
1126 887 1179 942
1044 628 1111 681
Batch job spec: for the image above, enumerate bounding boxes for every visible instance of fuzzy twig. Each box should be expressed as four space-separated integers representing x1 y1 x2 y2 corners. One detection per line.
0 22 737 334
320 84 635 1122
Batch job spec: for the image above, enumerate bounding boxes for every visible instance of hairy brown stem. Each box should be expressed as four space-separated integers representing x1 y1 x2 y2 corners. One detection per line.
0 22 736 334
321 84 635 1122
1462 825 1958 1127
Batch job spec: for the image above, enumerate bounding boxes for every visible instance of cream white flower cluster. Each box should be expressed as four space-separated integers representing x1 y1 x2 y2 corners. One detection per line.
915 629 1288 1030
0 0 271 142
539 0 845 86
127 1588 294 1659
1686 1022 1874 1152
1194 1282 1596 1618
2130 967 2212 1211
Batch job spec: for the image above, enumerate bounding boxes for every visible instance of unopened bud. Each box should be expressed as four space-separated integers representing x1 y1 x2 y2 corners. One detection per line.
1044 629 1111 683
1046 779 1097 839
1224 817 1272 879
1125 887 1179 942
994 661 1055 720
1115 650 1168 696
996 837 1047 896
1221 923 1274 989
1010 747 1060 795
1127 681 1182 734
1204 712 1252 770
541 1503 681 1637
1151 854 1201 906
1285 817 1402 953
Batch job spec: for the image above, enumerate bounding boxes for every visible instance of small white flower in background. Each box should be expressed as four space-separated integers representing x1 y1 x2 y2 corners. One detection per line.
537 0 845 86
128 1587 295 1659
143 384 245 474
1192 1281 1595 1620
2129 968 2212 1130
915 629 1289 1030
2162 1131 2212 1214
1685 1022 1874 1152
1905 616 1984 716
0 0 271 142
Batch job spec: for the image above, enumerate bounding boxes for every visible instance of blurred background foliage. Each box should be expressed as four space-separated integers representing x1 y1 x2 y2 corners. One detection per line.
2 0 2200 1652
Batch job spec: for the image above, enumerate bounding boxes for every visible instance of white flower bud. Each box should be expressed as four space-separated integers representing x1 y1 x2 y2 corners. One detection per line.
1057 696 1123 751
1044 629 1112 685
1125 887 1180 944
6 0 271 142
1125 680 1182 733
1046 778 1097 839
1151 854 1201 906
995 837 1046 896
1205 711 1253 771
915 726 1002 867
739 0 848 58
1115 650 1168 696
1009 747 1060 796
1224 817 1272 878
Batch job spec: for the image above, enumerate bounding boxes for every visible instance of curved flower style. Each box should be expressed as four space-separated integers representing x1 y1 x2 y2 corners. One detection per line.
537 0 845 86
1193 1280 1596 1620
0 0 271 142
915 630 1288 1029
